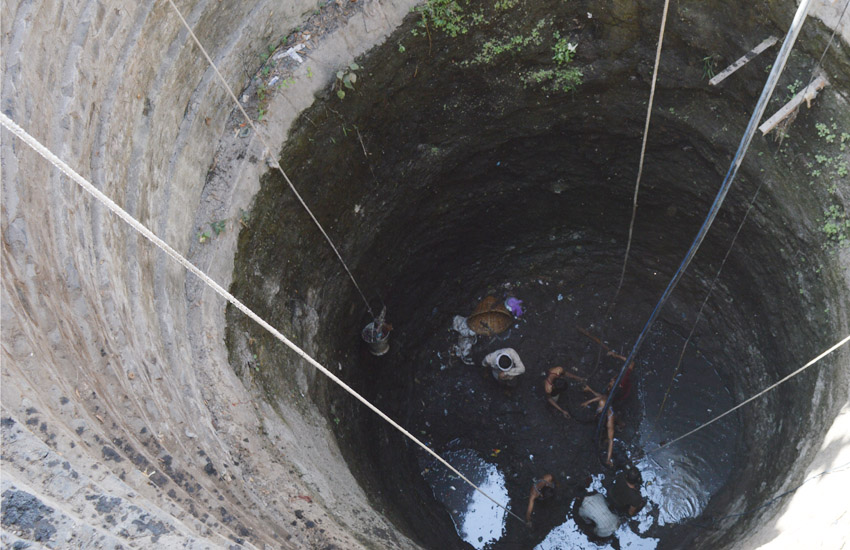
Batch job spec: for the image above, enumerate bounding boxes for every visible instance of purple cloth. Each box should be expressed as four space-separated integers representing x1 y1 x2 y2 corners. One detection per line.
505 297 524 317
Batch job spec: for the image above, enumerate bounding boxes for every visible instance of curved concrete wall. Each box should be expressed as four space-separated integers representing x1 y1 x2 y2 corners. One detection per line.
2 1 419 548
1 0 848 549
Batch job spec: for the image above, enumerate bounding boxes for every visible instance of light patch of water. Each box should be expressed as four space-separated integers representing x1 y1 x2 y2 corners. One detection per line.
535 502 659 550
588 473 608 495
422 449 508 549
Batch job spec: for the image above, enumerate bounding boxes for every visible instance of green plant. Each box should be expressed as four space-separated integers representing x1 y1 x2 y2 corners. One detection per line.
260 43 275 62
261 65 271 77
494 0 518 10
277 78 296 90
786 79 803 98
414 0 469 38
211 220 227 236
552 38 577 65
816 122 835 142
257 83 268 102
258 106 266 121
553 67 583 92
335 62 360 99
198 231 211 244
307 66 314 78
469 19 547 65
398 43 406 53
702 56 716 80
239 209 251 227
821 204 850 248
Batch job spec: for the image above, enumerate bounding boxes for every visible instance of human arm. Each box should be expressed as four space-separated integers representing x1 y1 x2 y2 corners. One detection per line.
607 350 626 361
547 396 571 418
607 350 636 372
583 384 604 399
561 370 586 382
526 488 538 525
626 486 646 516
580 395 602 408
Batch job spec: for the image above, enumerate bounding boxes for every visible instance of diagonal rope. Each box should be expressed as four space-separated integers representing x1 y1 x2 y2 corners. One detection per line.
595 0 816 443
164 0 374 317
610 0 672 309
649 334 850 453
656 181 763 418
0 112 525 527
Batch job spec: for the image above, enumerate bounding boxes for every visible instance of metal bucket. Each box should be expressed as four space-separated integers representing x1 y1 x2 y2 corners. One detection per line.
361 322 390 356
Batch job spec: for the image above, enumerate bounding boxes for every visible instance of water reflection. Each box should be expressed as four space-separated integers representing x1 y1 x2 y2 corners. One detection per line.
636 325 737 526
422 449 508 549
535 503 660 550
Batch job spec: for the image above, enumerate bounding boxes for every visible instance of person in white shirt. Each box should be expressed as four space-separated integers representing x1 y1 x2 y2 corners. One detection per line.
578 492 619 538
482 348 526 386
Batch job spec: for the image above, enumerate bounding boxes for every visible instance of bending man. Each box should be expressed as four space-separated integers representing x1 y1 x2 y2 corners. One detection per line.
525 474 555 527
544 366 585 419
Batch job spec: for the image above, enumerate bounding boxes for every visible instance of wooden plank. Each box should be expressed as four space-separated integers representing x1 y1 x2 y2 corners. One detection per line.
759 76 829 135
709 36 779 86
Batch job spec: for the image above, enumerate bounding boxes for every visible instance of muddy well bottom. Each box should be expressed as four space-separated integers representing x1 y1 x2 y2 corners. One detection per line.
392 279 739 549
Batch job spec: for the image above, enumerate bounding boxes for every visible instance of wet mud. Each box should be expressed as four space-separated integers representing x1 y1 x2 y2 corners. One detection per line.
398 279 738 549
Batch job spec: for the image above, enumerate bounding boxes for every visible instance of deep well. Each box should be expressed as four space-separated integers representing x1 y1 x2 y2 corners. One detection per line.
1 0 849 549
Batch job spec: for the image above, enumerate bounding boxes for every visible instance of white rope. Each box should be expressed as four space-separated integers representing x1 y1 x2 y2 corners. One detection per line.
0 112 525 526
612 0 672 305
164 0 374 316
650 334 850 453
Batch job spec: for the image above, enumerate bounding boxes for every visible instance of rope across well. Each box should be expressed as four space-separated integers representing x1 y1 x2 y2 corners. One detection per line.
0 112 526 527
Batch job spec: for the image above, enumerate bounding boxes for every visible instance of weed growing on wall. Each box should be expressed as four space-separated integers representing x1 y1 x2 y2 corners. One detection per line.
809 120 850 250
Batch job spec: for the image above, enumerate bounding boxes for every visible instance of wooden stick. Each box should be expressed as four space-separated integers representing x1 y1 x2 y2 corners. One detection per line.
759 76 828 135
576 326 610 352
710 36 778 86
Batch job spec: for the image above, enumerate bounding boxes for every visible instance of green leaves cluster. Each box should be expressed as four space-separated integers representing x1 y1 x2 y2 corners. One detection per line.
414 0 470 38
552 37 577 65
821 204 850 248
336 62 360 100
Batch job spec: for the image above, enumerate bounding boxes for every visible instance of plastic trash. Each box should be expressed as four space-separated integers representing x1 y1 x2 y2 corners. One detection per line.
450 315 477 365
505 297 524 317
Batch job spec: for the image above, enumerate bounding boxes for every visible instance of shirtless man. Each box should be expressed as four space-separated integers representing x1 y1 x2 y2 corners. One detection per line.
544 366 585 419
525 474 555 527
581 385 616 467
609 467 646 517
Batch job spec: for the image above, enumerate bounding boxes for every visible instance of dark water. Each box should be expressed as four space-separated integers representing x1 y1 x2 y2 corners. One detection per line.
410 279 739 549
634 324 737 526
